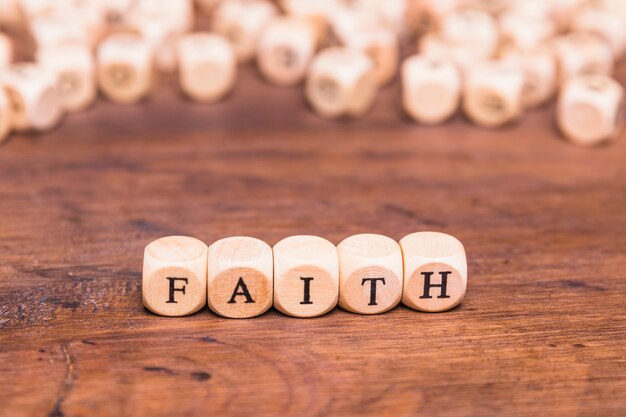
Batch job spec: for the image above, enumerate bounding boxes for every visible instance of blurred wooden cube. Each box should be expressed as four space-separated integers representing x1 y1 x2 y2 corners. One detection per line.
207 236 273 318
30 10 92 50
0 63 62 131
557 74 624 146
344 26 399 86
419 33 479 78
499 10 556 52
142 236 208 316
463 60 525 128
305 47 378 119
402 54 461 124
178 32 236 102
96 33 153 104
37 43 96 112
337 234 402 315
440 9 498 59
273 235 339 318
571 5 626 59
553 33 614 85
400 232 467 312
211 0 278 63
500 46 556 109
257 16 319 87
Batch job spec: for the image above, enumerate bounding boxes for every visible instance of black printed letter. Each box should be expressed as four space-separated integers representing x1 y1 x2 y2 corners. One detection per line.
227 277 255 304
300 277 314 305
361 277 386 306
419 271 451 299
166 277 188 303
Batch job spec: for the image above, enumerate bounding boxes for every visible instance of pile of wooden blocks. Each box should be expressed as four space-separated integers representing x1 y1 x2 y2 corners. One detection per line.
1 0 625 146
143 232 467 318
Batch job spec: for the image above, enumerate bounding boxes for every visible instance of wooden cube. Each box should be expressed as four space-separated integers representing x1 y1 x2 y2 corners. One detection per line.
553 33 614 86
207 236 273 318
557 74 624 146
127 0 194 72
440 9 498 59
178 32 236 102
30 10 92 50
343 26 399 86
463 60 525 128
0 33 13 67
400 232 467 312
418 33 478 78
499 46 556 109
129 0 194 34
196 0 224 15
257 16 319 87
571 6 626 59
337 234 402 315
37 43 96 113
0 63 62 131
211 0 278 63
402 54 461 124
498 10 556 51
142 236 208 316
273 235 339 318
305 47 378 119
0 88 11 143
96 33 153 104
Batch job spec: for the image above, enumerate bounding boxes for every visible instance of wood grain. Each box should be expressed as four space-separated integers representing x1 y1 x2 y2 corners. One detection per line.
0 59 625 417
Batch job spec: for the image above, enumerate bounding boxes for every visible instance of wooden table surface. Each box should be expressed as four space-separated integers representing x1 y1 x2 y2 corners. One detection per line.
1 62 625 417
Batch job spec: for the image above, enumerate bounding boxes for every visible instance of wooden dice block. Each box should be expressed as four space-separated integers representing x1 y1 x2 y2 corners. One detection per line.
273 235 339 318
97 33 153 104
571 6 626 59
343 27 399 86
211 0 278 63
463 60 525 128
305 47 378 119
499 10 556 51
129 0 194 34
257 17 319 87
207 236 273 318
142 236 208 316
553 33 614 86
402 54 461 124
400 232 467 312
500 46 556 109
557 74 624 146
37 43 96 113
0 33 13 67
337 234 402 315
0 63 62 131
30 10 92 50
178 32 236 102
440 9 498 59
0 89 11 143
419 33 478 77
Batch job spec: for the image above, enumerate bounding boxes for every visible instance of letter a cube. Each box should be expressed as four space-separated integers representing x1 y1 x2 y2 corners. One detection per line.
208 236 273 318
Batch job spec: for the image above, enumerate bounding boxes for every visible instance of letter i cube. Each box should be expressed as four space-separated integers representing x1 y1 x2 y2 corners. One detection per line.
399 232 467 312
337 234 402 314
208 236 273 318
142 236 208 316
273 235 339 318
